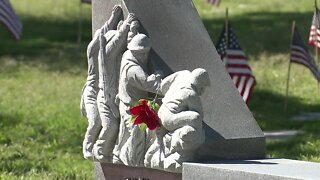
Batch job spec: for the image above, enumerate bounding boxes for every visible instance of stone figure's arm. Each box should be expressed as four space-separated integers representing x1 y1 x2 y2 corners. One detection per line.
107 5 123 30
105 14 136 55
160 70 190 94
87 36 99 59
187 94 203 115
129 66 161 94
93 5 123 38
160 72 178 94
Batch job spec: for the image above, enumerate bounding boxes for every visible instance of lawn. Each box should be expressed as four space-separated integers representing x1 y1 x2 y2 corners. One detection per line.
1 0 320 179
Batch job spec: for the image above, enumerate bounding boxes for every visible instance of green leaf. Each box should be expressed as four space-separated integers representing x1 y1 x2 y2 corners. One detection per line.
130 116 136 123
153 102 160 112
139 123 147 132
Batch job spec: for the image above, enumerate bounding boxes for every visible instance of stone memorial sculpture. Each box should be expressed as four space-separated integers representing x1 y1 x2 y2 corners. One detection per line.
144 68 210 173
80 5 123 160
82 5 214 174
92 11 137 162
114 34 163 167
82 1 265 178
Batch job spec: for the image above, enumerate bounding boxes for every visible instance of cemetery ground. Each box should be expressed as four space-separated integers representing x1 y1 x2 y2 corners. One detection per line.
0 0 320 179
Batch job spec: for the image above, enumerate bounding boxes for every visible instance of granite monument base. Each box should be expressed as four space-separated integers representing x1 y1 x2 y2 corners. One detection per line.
183 159 320 180
95 163 182 180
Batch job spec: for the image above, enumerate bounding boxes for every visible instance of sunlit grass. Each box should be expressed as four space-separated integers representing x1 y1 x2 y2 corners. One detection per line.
0 0 320 179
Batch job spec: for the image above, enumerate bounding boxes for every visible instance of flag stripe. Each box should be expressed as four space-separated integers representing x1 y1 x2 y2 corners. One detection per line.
242 76 255 104
216 23 256 104
0 7 20 36
293 25 320 81
309 8 320 48
207 0 220 6
0 0 22 39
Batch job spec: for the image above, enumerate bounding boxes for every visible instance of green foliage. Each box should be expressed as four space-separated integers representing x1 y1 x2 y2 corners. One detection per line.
0 0 320 179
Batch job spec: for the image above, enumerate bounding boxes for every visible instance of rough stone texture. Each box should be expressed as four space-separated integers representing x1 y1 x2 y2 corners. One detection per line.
183 159 320 180
95 163 182 180
92 0 265 162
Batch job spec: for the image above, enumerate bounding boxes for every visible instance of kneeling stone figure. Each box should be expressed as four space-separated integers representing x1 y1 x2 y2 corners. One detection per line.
144 68 211 173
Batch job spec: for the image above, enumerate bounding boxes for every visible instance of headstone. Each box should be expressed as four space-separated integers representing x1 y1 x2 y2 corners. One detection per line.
183 159 320 180
264 130 304 140
92 0 265 163
291 112 320 121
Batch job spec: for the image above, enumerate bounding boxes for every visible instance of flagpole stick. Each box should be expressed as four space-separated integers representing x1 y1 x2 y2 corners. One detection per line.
315 0 320 95
224 7 229 66
285 21 295 114
316 42 319 95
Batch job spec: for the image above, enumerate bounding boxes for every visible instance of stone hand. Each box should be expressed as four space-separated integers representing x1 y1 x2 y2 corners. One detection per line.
126 13 136 24
112 5 122 17
154 70 164 79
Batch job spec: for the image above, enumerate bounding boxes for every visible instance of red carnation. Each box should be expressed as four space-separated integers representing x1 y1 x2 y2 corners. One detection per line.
130 99 160 130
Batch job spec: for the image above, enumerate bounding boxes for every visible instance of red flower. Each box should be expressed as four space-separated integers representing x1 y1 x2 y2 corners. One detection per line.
130 99 160 130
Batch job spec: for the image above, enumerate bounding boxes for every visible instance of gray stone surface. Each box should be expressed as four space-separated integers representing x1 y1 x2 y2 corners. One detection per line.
183 159 320 180
95 162 181 180
92 0 265 162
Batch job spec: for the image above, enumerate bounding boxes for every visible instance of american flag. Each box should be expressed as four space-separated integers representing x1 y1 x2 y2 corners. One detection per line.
216 23 256 104
81 0 91 4
309 6 320 48
292 25 320 81
0 0 22 40
206 0 221 7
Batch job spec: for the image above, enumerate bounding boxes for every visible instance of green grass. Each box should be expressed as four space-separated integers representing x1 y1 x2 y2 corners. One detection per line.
1 0 320 179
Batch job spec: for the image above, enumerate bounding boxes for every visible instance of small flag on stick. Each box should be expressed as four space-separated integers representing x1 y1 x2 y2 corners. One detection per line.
81 0 91 4
216 23 256 104
0 0 22 40
206 0 221 7
309 1 320 48
292 25 320 81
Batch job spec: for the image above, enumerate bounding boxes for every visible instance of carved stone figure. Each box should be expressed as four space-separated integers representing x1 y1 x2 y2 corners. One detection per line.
144 68 210 173
80 5 123 160
113 34 162 167
92 10 136 162
127 20 140 44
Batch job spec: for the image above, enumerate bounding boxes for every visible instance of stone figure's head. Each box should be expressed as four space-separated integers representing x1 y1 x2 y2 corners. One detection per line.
191 68 210 95
128 34 151 65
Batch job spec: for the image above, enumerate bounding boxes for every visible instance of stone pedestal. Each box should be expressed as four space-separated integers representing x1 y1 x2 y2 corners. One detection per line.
95 163 181 180
183 159 320 180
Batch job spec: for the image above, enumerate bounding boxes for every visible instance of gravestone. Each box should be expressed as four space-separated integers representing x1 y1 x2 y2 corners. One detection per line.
91 0 265 178
183 159 320 180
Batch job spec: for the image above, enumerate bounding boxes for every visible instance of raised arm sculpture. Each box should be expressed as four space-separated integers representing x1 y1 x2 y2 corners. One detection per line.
80 5 123 160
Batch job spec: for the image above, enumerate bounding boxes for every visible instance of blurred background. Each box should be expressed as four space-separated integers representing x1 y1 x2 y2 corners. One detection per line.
0 0 319 179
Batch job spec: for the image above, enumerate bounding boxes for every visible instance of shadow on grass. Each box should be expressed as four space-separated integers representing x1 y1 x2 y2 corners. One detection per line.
249 88 320 131
0 113 22 145
0 11 315 72
0 16 93 72
267 133 320 161
203 11 313 57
